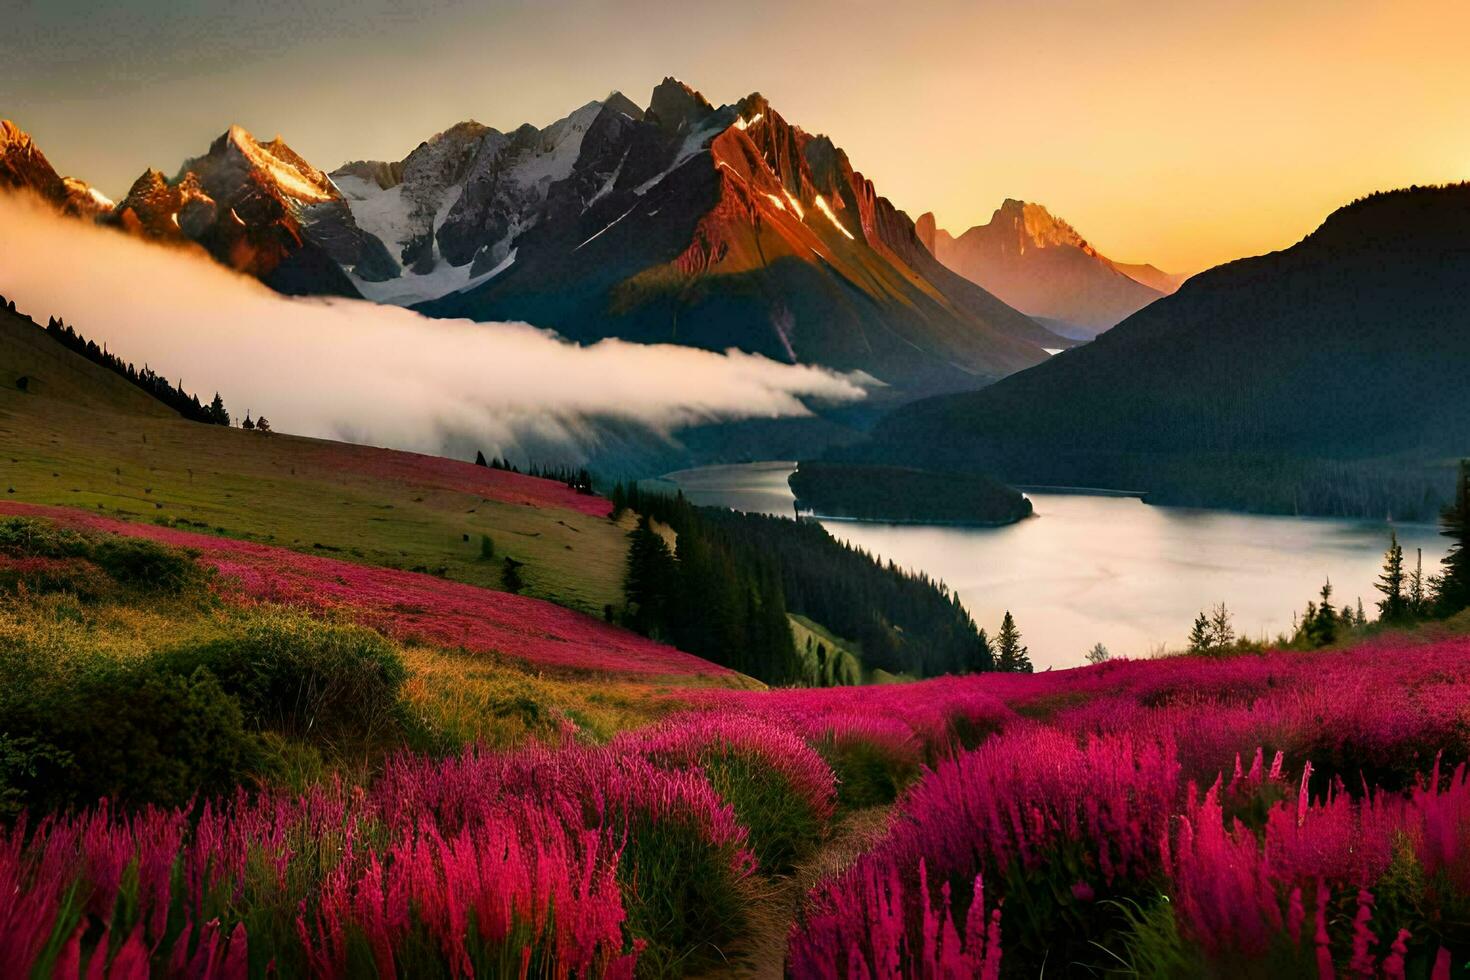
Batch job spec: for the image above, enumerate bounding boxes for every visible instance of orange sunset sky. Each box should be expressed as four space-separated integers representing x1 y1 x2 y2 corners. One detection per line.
5 0 1468 274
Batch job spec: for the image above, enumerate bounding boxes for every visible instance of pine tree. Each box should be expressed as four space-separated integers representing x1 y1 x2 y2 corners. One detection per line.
973 628 995 673
1209 603 1235 649
502 557 526 594
996 612 1031 673
1376 531 1407 621
625 517 675 637
207 393 230 426
1311 579 1337 647
1188 612 1212 652
475 450 488 467
1437 460 1470 616
1408 548 1427 617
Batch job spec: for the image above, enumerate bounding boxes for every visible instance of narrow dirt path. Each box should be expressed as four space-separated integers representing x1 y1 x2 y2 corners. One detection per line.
711 806 894 978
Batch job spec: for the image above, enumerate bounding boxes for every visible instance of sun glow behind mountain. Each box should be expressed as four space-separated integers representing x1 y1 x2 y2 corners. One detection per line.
6 0 1470 274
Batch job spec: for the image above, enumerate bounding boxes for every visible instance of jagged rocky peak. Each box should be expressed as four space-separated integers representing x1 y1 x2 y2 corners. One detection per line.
0 119 112 217
334 159 404 191
601 90 645 121
915 211 938 253
183 124 338 205
985 198 1093 254
646 77 715 132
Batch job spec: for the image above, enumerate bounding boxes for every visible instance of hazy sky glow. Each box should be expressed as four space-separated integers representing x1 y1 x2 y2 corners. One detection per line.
5 0 1468 273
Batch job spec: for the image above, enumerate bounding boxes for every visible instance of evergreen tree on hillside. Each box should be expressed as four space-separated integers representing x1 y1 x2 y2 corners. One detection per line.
625 517 675 638
207 393 230 426
972 628 995 674
1209 603 1235 649
1436 460 1470 616
475 450 488 467
996 612 1031 673
1408 548 1428 617
1310 579 1337 647
1188 612 1212 652
1376 531 1407 621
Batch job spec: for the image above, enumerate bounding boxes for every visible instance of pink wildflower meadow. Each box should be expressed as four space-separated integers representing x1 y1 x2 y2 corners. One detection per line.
294 441 613 518
0 732 774 977
0 502 724 677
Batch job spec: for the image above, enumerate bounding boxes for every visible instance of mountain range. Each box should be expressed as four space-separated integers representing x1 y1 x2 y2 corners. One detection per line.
847 182 1470 518
917 200 1185 338
1 80 1099 400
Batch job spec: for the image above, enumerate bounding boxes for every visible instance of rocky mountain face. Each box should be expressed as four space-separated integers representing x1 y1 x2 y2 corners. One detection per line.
412 80 1061 395
5 88 1067 397
850 183 1470 518
106 126 391 297
0 121 112 218
919 199 1182 338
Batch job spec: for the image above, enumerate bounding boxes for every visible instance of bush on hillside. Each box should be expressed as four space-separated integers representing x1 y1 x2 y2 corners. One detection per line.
0 655 257 811
0 517 207 596
161 610 408 745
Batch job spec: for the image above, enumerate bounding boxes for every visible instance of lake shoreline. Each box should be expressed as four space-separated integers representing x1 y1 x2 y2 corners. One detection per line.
659 460 1448 669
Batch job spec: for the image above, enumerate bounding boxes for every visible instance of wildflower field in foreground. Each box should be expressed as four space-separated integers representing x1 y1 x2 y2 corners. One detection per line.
3 507 1470 977
4 619 1469 976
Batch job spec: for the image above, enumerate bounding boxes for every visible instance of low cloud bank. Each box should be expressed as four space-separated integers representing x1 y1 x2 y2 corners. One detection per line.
0 192 866 460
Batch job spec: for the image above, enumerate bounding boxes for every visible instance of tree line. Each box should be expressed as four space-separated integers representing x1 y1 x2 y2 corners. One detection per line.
42 316 232 426
1186 459 1470 654
474 452 594 494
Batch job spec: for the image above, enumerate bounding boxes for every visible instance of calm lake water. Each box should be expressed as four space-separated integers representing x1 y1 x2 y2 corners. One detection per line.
658 461 1449 670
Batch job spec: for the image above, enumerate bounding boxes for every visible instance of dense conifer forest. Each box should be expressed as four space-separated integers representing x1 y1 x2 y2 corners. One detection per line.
611 483 998 682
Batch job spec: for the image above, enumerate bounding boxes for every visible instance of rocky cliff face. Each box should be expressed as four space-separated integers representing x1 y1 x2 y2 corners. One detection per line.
106 126 394 296
414 78 1061 395
0 120 112 218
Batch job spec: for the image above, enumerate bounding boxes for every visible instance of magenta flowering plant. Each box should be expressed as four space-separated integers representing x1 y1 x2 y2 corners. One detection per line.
616 712 837 871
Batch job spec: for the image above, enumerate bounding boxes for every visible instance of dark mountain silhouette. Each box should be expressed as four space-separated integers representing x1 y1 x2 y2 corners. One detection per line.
848 184 1470 519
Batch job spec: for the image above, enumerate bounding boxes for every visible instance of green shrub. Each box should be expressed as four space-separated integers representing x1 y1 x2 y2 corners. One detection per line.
816 736 922 811
0 517 206 596
162 611 407 745
619 810 756 978
88 535 204 590
700 748 826 874
0 657 257 810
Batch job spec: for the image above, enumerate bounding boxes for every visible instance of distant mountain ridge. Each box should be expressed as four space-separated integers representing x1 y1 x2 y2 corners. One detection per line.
849 183 1470 519
918 199 1182 338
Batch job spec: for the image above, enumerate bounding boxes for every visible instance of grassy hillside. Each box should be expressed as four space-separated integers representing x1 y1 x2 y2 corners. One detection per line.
0 301 173 416
0 305 630 615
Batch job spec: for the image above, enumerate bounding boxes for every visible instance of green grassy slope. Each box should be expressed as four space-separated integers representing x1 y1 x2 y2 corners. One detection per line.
0 304 173 416
0 306 629 614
